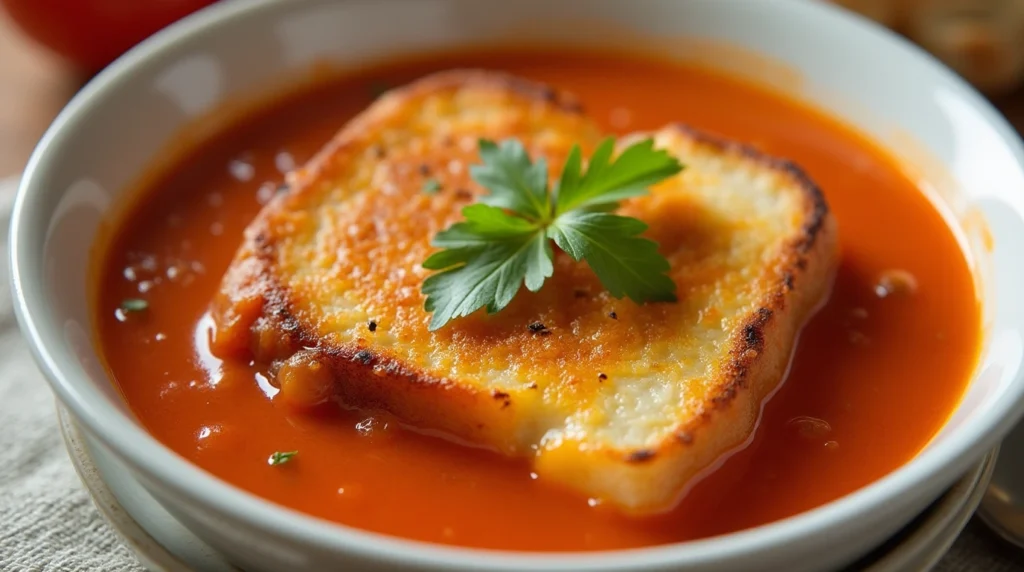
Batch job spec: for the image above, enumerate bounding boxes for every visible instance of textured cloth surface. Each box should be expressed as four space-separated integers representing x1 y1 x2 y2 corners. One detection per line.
937 520 1024 572
0 174 1022 571
0 177 144 572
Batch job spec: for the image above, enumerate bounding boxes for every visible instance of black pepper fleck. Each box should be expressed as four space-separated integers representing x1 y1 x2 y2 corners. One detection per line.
368 320 377 332
528 322 547 333
608 311 617 320
353 350 373 365
598 373 607 381
417 164 431 176
744 324 762 347
626 450 656 463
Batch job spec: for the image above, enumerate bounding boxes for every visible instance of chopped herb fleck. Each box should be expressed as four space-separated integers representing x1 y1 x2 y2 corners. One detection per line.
368 320 378 332
268 450 297 466
422 178 442 194
120 299 148 312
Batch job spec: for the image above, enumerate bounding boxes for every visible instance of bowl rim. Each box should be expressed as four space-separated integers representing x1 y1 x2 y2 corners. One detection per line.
10 0 1024 569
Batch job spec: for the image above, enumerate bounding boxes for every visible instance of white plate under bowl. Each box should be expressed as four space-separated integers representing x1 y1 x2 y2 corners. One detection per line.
56 405 998 572
12 0 1024 571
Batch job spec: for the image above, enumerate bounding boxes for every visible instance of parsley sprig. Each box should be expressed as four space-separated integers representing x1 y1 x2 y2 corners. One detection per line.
422 137 682 331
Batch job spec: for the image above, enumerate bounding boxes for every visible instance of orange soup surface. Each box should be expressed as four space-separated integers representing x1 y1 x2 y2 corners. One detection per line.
96 48 980 551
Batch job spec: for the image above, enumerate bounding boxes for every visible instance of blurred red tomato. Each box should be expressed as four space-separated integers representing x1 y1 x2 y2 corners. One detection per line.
1 0 218 71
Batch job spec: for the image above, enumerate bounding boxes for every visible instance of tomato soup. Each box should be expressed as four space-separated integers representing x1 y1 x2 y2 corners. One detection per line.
94 48 980 551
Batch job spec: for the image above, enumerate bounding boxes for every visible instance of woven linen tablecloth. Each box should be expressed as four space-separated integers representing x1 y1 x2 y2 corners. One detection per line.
1 175 1023 571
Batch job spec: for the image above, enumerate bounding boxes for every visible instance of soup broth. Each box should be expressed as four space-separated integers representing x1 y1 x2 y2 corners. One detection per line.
95 48 979 551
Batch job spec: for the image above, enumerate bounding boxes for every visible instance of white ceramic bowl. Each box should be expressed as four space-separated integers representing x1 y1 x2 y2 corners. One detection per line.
10 1 1024 571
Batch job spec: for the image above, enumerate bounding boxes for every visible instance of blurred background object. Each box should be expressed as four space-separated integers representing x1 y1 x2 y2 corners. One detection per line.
837 0 1024 95
1 0 1022 93
0 12 76 176
0 0 217 72
1 0 1024 179
0 0 216 176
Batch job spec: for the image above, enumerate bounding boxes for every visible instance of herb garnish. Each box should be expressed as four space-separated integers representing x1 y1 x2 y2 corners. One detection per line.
120 299 149 313
421 137 682 330
268 451 298 466
422 178 442 195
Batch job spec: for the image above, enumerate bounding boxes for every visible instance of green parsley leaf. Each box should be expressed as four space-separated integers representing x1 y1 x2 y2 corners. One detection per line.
120 299 148 312
548 211 677 304
423 136 682 330
268 451 298 466
422 178 442 194
422 205 552 331
556 137 683 214
469 139 551 222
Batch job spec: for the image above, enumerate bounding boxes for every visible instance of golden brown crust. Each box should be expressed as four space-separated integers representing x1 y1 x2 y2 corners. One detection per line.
661 123 835 454
210 71 839 512
534 125 838 511
213 69 593 363
212 69 603 453
643 123 835 458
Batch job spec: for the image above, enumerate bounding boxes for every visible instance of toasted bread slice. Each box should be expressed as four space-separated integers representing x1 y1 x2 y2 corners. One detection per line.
210 71 839 514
